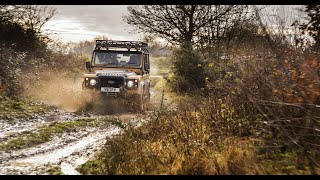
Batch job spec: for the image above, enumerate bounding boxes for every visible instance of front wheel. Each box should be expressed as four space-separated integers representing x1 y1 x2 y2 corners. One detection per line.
139 94 145 113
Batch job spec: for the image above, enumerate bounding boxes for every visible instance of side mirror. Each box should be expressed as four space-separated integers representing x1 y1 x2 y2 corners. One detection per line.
145 63 150 70
85 62 91 69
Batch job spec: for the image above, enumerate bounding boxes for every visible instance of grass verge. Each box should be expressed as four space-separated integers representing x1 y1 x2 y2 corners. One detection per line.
78 94 318 175
0 96 54 121
47 165 63 175
78 94 263 174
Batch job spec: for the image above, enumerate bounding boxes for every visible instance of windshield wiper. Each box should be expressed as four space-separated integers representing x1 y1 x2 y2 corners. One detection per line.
120 63 138 67
102 63 118 66
120 64 126 67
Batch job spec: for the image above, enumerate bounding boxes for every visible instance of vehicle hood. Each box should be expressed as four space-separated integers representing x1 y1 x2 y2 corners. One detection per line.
95 70 137 77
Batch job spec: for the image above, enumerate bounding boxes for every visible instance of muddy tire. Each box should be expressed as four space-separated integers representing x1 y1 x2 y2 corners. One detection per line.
144 91 150 111
139 94 145 113
131 94 146 113
126 94 148 113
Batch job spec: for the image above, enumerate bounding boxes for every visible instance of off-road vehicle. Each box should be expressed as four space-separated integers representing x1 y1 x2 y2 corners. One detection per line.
82 40 150 112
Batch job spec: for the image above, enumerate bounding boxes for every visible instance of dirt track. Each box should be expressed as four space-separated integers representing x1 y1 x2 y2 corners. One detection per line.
0 110 151 174
0 77 162 175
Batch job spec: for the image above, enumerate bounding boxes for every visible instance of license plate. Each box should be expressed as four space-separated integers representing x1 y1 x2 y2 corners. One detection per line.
101 87 120 92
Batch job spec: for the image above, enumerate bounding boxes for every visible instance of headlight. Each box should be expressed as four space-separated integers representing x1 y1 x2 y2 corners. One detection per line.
89 79 97 86
127 80 134 88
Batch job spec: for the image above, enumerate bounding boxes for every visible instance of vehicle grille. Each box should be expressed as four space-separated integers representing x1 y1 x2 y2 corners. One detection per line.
105 92 118 97
100 77 124 88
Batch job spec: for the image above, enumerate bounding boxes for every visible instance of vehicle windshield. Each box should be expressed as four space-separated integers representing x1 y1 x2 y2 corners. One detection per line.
93 51 141 67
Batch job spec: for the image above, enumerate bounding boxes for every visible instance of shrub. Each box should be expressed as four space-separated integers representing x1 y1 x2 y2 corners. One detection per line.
167 46 206 93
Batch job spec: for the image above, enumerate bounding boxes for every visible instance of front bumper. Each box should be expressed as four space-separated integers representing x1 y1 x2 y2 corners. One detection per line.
83 76 139 97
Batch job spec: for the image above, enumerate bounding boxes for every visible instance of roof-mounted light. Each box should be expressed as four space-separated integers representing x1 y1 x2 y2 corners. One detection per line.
102 41 111 50
134 44 141 51
95 40 149 53
96 41 102 50
125 42 132 51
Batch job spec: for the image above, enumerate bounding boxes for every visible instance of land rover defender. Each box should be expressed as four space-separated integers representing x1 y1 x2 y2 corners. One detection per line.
82 40 151 112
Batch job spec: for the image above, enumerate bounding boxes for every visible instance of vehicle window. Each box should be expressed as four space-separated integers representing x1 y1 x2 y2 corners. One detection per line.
94 52 141 66
126 54 140 65
95 53 117 64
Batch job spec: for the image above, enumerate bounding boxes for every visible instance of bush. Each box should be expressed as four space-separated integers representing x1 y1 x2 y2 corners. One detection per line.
0 47 26 97
167 46 206 93
78 92 266 175
78 43 320 174
215 47 320 174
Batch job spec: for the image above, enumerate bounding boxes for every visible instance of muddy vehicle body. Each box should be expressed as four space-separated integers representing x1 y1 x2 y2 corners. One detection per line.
82 40 151 112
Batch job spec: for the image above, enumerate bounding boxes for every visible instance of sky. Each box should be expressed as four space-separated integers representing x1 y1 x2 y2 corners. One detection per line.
43 5 141 43
42 5 305 44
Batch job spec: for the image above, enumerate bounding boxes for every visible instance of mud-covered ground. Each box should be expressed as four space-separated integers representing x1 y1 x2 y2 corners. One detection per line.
0 76 165 175
0 110 148 175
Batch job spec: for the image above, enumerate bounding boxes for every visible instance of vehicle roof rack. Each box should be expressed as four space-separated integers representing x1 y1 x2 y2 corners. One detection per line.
95 40 149 53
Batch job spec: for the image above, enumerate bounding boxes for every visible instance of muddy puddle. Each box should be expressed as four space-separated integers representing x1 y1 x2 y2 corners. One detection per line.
0 112 148 175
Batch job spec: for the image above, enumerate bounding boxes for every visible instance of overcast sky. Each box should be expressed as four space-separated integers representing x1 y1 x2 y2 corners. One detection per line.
43 5 141 43
43 5 305 44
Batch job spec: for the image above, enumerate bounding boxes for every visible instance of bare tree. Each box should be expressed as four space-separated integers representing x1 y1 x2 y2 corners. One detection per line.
15 5 56 33
196 5 252 59
1 5 56 34
299 5 320 51
123 5 243 48
0 5 22 20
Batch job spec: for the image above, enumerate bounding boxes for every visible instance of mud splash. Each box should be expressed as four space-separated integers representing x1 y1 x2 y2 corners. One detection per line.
22 71 139 114
22 71 90 112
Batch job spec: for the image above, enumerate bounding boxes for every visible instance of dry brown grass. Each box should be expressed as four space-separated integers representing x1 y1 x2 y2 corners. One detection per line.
78 92 265 175
78 46 320 175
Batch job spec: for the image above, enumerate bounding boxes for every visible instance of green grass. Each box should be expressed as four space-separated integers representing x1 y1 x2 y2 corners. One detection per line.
47 165 63 175
0 96 54 121
78 159 105 175
0 117 113 151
